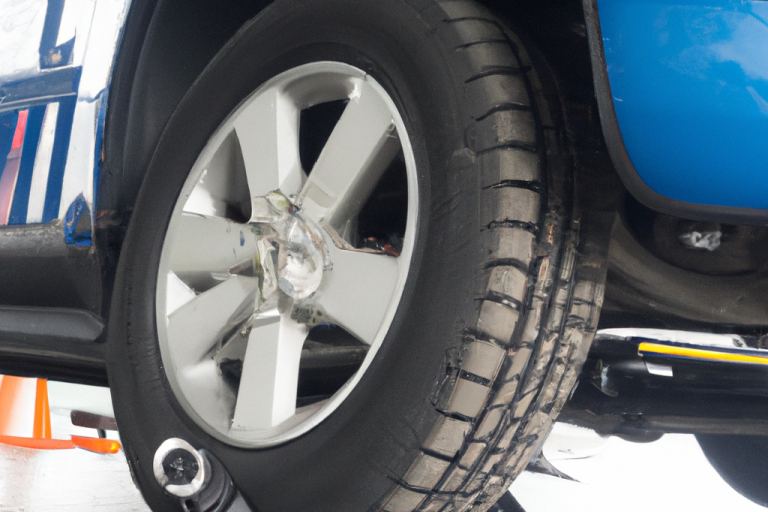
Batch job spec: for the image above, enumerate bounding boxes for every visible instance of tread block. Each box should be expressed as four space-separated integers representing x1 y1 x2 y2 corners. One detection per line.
495 419 522 450
573 280 604 306
465 74 530 121
505 344 534 380
479 148 541 188
424 416 472 457
483 228 535 266
452 44 521 84
439 467 468 492
468 110 536 154
491 375 521 407
404 453 453 490
457 441 487 471
476 300 519 344
437 19 506 49
518 298 543 344
486 265 528 304
382 487 427 512
461 340 506 380
482 187 541 227
474 406 504 440
443 377 491 418
480 452 504 474
420 495 452 512
536 361 566 406
511 390 535 420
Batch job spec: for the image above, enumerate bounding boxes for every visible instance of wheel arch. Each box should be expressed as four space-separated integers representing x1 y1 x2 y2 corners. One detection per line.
97 0 275 315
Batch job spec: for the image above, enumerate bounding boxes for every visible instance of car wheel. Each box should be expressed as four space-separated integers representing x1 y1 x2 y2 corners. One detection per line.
697 434 768 507
106 0 604 510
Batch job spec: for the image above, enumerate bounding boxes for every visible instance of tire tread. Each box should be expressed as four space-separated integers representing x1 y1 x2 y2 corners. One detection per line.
379 2 604 511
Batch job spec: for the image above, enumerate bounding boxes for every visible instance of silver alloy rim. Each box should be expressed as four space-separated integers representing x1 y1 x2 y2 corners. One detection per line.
156 62 418 447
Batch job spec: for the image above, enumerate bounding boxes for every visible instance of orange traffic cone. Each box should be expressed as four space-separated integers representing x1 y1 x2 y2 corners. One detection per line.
0 375 121 453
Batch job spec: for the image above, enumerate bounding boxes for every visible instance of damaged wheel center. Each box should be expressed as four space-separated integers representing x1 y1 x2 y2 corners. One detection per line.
242 191 330 326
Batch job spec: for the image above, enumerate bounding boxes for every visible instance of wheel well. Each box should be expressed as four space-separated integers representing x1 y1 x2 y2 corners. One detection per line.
101 0 274 219
97 0 274 316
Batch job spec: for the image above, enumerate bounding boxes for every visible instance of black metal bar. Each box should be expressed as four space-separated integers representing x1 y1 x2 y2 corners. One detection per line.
563 333 768 437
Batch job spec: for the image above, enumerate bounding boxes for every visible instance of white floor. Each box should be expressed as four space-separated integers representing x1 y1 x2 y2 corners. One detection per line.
511 428 767 512
0 408 147 512
0 412 765 511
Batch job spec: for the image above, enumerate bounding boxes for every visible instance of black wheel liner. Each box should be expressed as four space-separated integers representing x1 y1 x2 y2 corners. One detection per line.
106 1 607 511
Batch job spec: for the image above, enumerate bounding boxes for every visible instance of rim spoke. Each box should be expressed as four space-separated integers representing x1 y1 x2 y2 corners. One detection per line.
318 242 400 345
183 132 251 218
166 276 259 367
298 80 400 229
169 214 256 274
232 314 309 430
233 86 305 210
177 359 235 433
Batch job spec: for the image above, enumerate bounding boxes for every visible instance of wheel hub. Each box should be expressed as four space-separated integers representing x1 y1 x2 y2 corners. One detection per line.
247 192 329 322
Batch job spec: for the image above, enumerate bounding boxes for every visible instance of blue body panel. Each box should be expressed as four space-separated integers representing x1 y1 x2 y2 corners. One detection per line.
598 0 768 209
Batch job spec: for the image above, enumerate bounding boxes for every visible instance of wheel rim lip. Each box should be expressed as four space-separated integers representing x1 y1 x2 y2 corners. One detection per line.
155 62 419 448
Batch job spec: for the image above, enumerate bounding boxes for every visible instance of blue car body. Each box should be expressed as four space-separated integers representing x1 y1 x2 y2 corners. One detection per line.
586 0 768 221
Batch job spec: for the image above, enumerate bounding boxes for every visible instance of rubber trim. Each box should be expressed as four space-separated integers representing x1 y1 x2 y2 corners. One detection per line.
0 306 106 385
583 0 768 226
0 306 103 341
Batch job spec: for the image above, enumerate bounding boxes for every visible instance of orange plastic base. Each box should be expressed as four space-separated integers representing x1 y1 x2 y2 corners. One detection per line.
71 435 122 454
0 434 122 454
0 435 74 450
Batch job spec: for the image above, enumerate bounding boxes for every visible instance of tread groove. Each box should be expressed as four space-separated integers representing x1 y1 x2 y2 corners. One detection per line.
453 39 508 51
465 66 531 83
420 448 459 464
484 179 545 194
481 291 523 311
484 220 539 235
464 329 512 349
442 16 498 25
475 103 532 121
484 257 530 274
458 370 492 387
477 141 538 155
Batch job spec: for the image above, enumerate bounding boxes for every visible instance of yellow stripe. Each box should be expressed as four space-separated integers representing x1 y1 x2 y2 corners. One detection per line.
638 342 768 365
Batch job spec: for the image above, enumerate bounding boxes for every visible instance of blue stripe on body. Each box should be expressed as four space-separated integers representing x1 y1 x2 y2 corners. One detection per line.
0 112 16 167
8 105 46 225
42 95 76 222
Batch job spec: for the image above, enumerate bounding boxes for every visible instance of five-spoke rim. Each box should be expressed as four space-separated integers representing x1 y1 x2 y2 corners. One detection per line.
156 62 418 447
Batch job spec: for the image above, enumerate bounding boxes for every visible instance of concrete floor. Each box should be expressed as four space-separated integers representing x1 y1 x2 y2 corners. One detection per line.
0 411 765 511
0 408 148 512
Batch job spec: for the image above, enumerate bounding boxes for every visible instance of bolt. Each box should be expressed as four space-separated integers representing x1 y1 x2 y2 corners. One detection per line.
162 448 199 485
153 438 208 499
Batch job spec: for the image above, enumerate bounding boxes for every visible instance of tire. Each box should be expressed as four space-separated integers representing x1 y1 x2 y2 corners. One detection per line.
106 1 604 511
697 434 768 507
